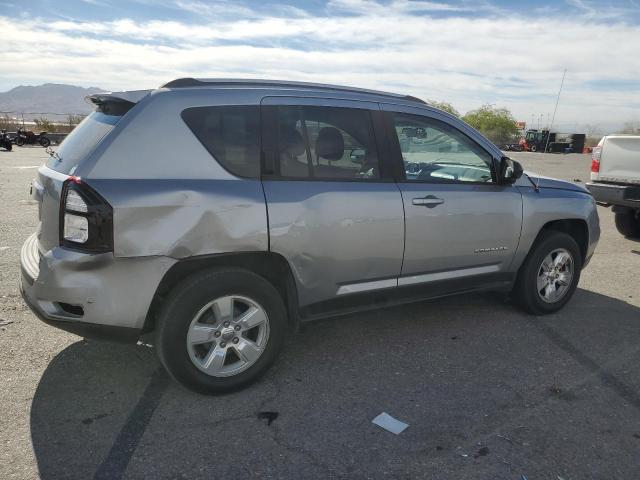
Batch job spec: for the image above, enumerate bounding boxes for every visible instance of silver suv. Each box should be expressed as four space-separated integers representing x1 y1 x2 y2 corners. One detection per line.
20 79 600 394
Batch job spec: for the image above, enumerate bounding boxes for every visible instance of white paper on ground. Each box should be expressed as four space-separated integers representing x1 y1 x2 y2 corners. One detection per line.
371 412 409 435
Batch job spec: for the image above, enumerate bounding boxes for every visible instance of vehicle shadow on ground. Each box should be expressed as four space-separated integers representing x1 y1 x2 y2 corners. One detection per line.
30 288 640 479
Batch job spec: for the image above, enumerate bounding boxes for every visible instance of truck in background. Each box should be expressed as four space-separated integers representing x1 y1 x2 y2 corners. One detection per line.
520 129 586 153
587 135 640 238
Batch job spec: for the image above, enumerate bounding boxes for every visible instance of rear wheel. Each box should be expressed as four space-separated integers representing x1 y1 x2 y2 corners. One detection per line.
156 268 287 394
530 144 538 152
39 136 51 148
513 231 582 315
614 209 640 239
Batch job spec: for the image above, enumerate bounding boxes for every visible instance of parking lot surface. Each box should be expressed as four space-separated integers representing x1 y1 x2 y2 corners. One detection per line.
1 148 639 479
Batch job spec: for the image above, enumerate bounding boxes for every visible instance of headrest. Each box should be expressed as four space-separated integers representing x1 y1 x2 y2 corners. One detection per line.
279 126 306 157
316 127 344 161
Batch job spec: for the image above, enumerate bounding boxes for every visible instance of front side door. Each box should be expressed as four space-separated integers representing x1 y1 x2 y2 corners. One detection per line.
383 106 523 289
261 97 405 311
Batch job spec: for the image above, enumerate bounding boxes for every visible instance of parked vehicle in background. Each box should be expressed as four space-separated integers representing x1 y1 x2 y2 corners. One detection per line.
0 130 13 151
587 135 640 238
15 128 51 147
520 129 586 153
20 79 600 394
502 143 523 152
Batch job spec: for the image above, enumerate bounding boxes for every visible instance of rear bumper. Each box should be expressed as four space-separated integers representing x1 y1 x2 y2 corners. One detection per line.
20 282 140 342
20 232 176 342
586 182 640 209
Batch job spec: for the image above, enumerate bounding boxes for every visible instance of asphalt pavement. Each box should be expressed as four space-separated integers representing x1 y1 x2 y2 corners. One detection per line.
1 147 639 479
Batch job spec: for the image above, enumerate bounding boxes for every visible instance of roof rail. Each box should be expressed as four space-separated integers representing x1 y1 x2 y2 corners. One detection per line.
160 77 426 104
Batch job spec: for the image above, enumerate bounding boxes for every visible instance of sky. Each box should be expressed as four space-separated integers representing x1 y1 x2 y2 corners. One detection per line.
0 0 639 132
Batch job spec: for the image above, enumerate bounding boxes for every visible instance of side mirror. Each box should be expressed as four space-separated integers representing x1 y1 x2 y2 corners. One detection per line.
350 148 366 164
499 156 523 184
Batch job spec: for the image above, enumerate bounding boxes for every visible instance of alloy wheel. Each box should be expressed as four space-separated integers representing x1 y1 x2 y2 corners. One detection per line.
186 295 270 377
536 248 574 303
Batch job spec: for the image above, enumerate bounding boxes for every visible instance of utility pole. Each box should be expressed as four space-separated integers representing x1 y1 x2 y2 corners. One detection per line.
544 69 567 154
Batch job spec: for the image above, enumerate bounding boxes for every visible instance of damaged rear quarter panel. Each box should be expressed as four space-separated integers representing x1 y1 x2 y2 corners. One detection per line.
88 179 268 258
79 88 269 259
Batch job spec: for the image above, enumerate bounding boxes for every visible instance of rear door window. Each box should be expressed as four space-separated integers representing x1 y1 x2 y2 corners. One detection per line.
47 112 120 174
181 106 260 178
274 105 380 180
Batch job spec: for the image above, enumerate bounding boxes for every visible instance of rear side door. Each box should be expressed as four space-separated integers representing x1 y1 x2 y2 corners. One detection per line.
260 97 405 312
382 105 523 290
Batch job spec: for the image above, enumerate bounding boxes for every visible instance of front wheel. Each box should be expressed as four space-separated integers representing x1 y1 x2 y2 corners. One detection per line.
614 210 640 239
513 231 582 315
530 144 538 152
155 268 287 394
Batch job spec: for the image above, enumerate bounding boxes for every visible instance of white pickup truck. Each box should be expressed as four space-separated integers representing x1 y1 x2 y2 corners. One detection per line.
587 135 640 238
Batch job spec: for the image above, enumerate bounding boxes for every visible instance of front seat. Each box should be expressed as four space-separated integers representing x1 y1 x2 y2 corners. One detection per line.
279 126 308 177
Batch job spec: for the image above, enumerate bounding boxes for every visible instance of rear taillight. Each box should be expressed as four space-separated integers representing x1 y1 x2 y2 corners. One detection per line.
591 146 602 173
59 178 113 253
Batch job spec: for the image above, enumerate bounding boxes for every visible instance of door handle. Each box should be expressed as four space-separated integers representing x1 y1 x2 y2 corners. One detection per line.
412 195 444 208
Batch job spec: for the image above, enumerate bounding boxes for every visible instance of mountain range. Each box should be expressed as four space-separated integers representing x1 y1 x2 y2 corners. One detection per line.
0 84 107 120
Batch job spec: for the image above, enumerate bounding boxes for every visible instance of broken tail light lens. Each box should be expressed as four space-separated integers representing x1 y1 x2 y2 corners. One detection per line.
60 178 113 253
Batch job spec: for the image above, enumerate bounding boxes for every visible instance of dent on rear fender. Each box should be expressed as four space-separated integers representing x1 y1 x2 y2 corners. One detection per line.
89 180 269 259
116 203 265 258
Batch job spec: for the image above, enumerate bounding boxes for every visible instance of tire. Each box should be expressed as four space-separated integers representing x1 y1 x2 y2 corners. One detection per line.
155 268 287 394
16 136 24 146
530 144 538 152
3 142 11 151
614 210 640 239
513 230 582 315
39 136 51 148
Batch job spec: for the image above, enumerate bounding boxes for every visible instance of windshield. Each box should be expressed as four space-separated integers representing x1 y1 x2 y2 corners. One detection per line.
46 112 120 174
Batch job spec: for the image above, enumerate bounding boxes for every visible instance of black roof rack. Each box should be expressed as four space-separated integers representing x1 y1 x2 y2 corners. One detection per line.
160 77 426 104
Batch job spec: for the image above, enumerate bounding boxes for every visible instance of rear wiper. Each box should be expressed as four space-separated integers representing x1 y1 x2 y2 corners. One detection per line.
45 146 61 162
524 172 540 192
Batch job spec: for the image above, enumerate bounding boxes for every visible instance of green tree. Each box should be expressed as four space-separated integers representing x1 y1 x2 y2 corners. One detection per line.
462 104 519 145
427 100 460 117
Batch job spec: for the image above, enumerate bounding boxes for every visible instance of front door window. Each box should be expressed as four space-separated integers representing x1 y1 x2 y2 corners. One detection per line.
392 113 494 183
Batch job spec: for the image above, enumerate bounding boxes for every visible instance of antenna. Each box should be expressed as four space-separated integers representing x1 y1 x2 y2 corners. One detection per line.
544 69 567 154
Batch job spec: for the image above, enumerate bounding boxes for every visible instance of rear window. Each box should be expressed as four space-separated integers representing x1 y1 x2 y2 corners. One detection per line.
181 106 260 178
47 112 120 174
273 105 380 180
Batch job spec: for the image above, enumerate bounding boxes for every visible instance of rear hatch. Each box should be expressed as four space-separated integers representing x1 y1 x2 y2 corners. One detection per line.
32 91 148 253
599 136 640 184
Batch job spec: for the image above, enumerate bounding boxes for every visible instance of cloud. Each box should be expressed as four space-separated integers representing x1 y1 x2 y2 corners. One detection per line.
0 3 639 129
174 0 258 19
327 0 474 14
